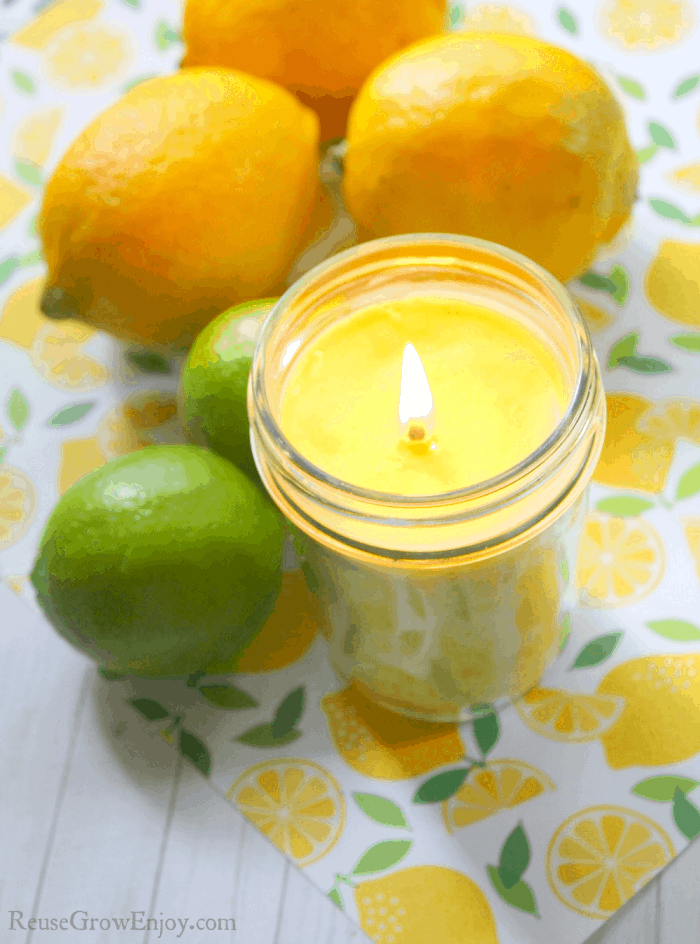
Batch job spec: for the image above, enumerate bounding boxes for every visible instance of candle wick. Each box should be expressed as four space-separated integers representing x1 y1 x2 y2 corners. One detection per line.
408 423 426 442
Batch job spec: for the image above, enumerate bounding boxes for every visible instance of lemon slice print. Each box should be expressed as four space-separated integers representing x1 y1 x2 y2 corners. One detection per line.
547 805 674 919
645 241 700 329
321 682 464 780
515 687 625 742
576 513 665 608
683 517 700 581
0 465 37 550
15 108 63 168
30 321 108 390
45 23 132 89
667 161 700 196
442 759 555 833
637 399 700 444
573 296 614 333
227 759 344 867
0 175 31 231
460 3 539 34
11 0 102 50
597 0 696 52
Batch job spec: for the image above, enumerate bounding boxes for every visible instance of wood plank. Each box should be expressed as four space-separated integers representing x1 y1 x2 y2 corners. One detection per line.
658 838 700 944
26 667 178 944
582 878 658 944
0 592 89 943
276 861 371 944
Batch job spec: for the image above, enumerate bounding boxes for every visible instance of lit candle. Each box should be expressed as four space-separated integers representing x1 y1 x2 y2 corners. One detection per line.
250 235 605 720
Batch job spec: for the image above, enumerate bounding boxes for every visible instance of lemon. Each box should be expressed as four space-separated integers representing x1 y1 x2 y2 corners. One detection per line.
598 654 700 768
0 466 38 550
547 805 674 919
226 759 344 866
442 759 555 833
39 69 319 349
180 299 275 481
576 513 665 608
321 682 464 781
31 444 285 679
181 0 446 140
645 241 700 329
354 866 500 944
597 0 696 52
515 687 625 742
343 32 638 284
593 393 674 493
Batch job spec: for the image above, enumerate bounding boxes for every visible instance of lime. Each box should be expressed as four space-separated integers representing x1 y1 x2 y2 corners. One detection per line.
31 444 285 679
179 298 277 482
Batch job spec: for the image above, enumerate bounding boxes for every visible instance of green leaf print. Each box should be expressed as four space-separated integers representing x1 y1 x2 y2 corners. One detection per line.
19 249 42 267
637 144 659 165
559 614 572 653
327 887 343 909
608 266 630 305
271 686 305 738
127 350 171 373
673 788 700 841
236 723 301 747
648 122 675 149
487 866 538 916
351 839 412 876
155 21 181 50
130 697 169 721
646 619 700 642
676 463 700 501
649 199 692 223
672 75 700 98
557 8 577 34
198 685 258 709
413 767 470 804
473 706 499 756
448 3 463 29
617 355 672 374
7 389 30 431
596 496 655 517
15 160 41 187
353 794 409 829
12 70 35 94
608 332 638 368
571 632 622 669
47 403 94 427
670 334 700 352
0 258 20 286
178 728 210 776
617 76 645 100
632 775 699 802
498 824 530 890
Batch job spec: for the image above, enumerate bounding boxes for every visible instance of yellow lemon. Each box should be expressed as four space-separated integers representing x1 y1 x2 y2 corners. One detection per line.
14 108 63 169
598 654 700 768
573 296 615 333
354 866 500 944
30 321 108 390
0 465 37 549
646 241 700 329
442 759 555 833
343 32 638 285
576 513 665 608
39 69 319 349
597 0 696 52
0 175 31 231
45 23 131 89
515 687 625 742
181 0 446 140
57 438 106 494
637 399 700 444
682 517 700 580
10 0 102 49
547 805 674 919
226 759 344 866
593 393 674 493
668 161 700 195
321 682 464 781
205 570 322 674
460 2 539 34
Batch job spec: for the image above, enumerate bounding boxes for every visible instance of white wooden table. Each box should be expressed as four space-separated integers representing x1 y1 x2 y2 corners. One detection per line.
2 587 698 944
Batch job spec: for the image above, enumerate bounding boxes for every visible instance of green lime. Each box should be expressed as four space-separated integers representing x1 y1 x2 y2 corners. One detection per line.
31 444 284 679
179 298 277 483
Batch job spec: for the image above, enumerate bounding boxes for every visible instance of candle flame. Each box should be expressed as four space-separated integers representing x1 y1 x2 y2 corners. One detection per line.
398 343 434 441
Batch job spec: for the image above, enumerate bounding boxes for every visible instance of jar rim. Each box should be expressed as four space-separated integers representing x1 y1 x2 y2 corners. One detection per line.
251 232 595 509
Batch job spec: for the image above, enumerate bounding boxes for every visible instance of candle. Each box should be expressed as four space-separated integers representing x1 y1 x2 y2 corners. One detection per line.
249 235 605 721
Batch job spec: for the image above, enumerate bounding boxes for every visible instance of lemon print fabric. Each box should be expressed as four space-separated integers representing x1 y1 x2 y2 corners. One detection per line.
576 513 665 608
226 759 344 867
683 518 700 581
321 682 464 781
0 465 37 549
547 806 674 919
0 176 32 231
597 0 696 52
354 867 500 944
515 688 625 742
442 760 555 833
45 23 132 89
645 241 700 329
593 393 674 494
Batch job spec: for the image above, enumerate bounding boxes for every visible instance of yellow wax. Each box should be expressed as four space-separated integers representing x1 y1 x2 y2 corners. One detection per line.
280 295 570 495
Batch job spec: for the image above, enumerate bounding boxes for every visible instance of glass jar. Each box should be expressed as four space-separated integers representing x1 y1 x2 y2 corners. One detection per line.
248 234 605 722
